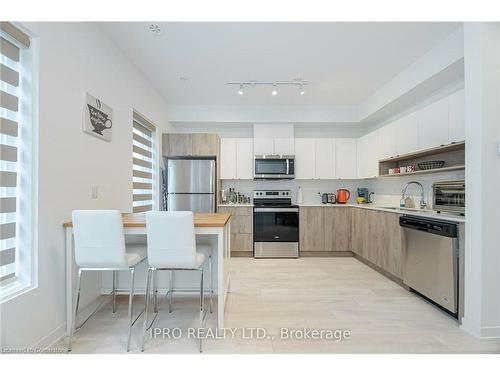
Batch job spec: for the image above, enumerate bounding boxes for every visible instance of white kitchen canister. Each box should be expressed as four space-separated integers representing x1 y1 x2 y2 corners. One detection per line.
297 186 303 204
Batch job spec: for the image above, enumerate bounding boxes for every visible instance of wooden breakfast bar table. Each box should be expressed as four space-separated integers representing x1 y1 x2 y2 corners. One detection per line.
63 212 231 336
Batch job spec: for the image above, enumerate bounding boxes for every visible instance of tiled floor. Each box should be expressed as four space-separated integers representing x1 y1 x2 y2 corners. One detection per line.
60 257 500 354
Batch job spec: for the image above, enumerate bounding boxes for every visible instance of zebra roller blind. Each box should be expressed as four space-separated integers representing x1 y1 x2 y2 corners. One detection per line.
132 113 156 213
0 23 29 282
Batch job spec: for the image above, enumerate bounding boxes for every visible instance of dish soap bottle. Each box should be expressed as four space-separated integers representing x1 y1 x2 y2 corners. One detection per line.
297 186 303 205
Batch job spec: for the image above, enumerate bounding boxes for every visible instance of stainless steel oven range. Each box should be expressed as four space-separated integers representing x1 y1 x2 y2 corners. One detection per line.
253 190 299 258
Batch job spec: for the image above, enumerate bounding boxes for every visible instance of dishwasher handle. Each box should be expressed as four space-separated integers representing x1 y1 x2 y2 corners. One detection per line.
399 215 458 238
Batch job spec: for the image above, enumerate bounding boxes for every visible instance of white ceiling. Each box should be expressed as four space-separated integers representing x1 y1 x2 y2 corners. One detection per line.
100 22 460 106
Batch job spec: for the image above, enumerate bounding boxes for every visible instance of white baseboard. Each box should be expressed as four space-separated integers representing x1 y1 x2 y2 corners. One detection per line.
100 288 217 295
32 322 66 351
461 318 500 339
30 295 109 351
480 326 500 339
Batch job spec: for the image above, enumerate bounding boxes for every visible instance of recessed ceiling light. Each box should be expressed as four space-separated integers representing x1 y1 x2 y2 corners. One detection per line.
148 24 162 35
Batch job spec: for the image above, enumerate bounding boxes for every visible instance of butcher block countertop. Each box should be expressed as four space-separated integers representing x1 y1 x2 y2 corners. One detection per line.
63 212 231 228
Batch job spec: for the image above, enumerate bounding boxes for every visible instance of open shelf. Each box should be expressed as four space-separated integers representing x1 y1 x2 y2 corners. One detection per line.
379 165 465 178
378 141 465 163
378 142 465 177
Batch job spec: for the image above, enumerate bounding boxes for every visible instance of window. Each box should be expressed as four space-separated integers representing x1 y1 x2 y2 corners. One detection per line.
0 22 36 300
132 112 156 213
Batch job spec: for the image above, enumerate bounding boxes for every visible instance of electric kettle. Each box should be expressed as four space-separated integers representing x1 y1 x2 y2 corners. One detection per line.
336 188 351 204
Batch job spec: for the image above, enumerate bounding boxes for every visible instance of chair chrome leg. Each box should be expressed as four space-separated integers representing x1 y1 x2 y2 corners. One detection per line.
153 269 158 313
199 269 204 353
168 270 173 313
141 268 152 352
68 269 83 352
126 268 135 352
112 270 117 313
209 255 214 314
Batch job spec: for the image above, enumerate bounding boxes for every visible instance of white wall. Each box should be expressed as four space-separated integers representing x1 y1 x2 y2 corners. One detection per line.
165 104 358 123
0 22 172 349
170 122 364 139
462 23 500 338
359 26 464 122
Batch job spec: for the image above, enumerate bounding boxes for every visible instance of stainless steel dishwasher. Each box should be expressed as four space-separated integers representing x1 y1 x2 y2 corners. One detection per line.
400 215 459 317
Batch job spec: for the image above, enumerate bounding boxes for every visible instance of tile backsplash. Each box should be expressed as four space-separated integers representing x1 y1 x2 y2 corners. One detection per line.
221 170 465 207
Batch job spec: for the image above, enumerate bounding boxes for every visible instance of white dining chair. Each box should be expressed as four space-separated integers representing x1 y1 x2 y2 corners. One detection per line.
69 210 145 352
141 211 213 352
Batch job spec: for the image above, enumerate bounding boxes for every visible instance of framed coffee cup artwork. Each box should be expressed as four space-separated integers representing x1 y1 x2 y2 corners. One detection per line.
84 93 113 141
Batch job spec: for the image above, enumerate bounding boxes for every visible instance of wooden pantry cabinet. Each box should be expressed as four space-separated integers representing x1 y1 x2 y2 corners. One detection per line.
217 206 253 256
299 206 351 253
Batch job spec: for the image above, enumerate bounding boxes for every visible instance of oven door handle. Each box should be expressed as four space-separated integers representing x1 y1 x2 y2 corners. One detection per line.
254 208 299 213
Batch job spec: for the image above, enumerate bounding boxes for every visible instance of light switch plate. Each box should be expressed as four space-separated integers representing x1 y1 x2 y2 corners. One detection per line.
91 185 98 199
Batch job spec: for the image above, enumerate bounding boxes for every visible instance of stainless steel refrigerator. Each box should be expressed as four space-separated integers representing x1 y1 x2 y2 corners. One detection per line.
163 156 216 213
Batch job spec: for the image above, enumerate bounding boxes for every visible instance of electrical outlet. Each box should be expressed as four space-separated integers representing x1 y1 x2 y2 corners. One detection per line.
91 185 98 199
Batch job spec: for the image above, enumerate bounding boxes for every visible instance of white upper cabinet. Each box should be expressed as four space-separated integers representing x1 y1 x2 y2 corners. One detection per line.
449 89 465 143
253 124 294 155
274 138 295 155
294 138 316 179
335 138 357 179
357 131 378 178
315 139 336 179
220 138 254 179
418 96 449 150
377 122 396 159
394 112 419 155
236 138 254 179
253 138 274 155
253 137 294 155
220 138 237 179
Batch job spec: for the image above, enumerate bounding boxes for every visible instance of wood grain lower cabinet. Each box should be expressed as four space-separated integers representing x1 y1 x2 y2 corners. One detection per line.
324 207 351 251
299 207 325 251
218 206 253 255
350 207 403 279
378 211 403 278
350 207 365 256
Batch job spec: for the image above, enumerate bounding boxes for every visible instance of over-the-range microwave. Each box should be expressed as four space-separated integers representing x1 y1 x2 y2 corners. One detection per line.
254 155 295 180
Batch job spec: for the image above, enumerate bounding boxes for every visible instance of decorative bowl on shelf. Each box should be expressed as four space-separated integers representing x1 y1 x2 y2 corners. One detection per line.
417 160 445 170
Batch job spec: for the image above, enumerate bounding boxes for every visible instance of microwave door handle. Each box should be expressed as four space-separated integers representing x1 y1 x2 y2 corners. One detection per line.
286 159 289 175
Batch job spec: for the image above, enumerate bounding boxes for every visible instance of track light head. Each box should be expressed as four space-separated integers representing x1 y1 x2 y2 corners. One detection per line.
238 84 244 96
299 84 305 95
271 84 278 96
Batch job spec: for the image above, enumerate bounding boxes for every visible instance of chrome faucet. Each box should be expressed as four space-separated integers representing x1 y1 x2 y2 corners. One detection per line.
401 181 427 209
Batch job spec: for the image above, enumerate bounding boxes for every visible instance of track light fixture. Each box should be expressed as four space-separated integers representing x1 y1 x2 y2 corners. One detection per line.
227 80 308 96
